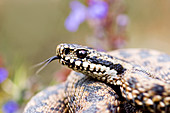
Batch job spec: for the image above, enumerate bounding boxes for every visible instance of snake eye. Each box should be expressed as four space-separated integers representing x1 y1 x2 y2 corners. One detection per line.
63 48 70 55
76 50 88 58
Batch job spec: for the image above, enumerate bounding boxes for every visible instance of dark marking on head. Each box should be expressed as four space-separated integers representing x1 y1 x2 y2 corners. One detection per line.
87 57 113 66
87 56 126 74
61 60 65 65
79 61 84 70
71 59 76 68
101 70 106 74
96 68 101 73
92 56 97 59
64 59 70 65
103 60 113 66
107 55 113 59
110 64 126 74
85 65 90 71
76 66 80 70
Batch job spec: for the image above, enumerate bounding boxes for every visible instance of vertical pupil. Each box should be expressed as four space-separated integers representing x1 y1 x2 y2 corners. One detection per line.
63 48 70 55
77 50 87 58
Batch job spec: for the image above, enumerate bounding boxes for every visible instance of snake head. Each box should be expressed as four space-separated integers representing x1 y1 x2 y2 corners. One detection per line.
35 43 125 83
56 43 126 82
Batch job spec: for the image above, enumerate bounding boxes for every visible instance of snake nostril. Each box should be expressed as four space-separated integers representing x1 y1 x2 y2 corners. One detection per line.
63 48 70 55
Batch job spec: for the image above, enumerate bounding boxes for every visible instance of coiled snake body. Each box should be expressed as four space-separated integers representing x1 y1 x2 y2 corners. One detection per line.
24 44 170 113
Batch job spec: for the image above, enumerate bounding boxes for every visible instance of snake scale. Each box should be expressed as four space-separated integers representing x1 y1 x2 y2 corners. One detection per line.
24 43 170 113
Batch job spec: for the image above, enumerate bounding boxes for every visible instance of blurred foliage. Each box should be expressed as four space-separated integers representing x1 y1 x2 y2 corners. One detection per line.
0 0 170 112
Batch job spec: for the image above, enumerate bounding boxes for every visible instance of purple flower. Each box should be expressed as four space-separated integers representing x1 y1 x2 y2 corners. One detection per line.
65 1 108 32
116 14 129 27
2 100 19 113
88 1 108 19
64 1 86 32
0 67 8 83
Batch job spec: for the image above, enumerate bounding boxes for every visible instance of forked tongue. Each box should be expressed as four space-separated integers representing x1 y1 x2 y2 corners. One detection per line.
32 56 59 75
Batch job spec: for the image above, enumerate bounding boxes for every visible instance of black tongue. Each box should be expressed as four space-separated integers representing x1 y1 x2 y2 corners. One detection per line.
48 56 60 62
32 56 59 75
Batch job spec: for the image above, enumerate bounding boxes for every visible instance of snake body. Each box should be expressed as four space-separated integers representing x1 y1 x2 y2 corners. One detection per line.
24 44 170 113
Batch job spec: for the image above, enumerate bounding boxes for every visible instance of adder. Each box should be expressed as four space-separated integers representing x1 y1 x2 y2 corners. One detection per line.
24 43 170 113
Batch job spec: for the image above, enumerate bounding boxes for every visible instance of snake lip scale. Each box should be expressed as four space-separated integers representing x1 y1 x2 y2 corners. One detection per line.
25 43 170 113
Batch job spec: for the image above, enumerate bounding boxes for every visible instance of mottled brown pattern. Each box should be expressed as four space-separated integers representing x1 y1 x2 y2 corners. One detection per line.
24 47 170 113
24 83 68 113
110 49 170 112
65 72 122 113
